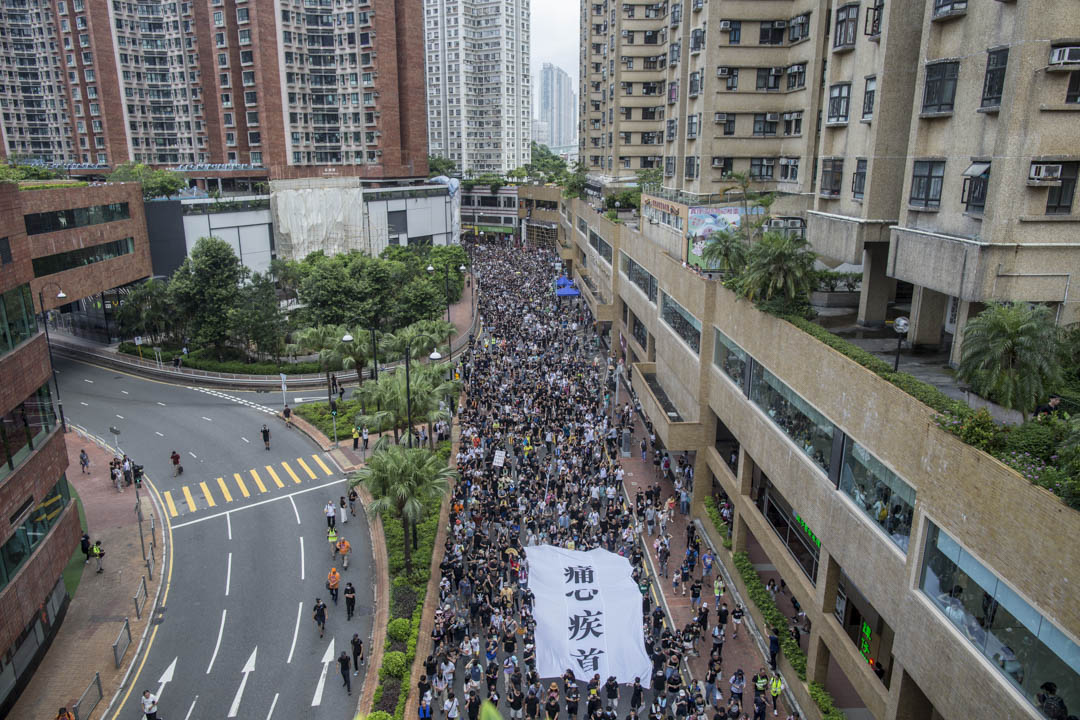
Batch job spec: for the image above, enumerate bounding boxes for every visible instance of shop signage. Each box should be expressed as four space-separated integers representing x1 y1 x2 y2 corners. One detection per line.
791 511 821 548
642 195 683 216
859 621 873 661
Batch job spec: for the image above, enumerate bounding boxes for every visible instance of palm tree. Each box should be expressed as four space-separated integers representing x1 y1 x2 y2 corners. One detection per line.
408 364 462 449
957 302 1064 418
700 228 748 276
380 319 456 360
354 370 409 443
736 231 817 307
288 325 345 382
337 325 374 386
351 441 454 573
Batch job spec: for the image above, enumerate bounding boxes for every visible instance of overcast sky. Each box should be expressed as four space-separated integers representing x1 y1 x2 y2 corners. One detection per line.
531 0 581 109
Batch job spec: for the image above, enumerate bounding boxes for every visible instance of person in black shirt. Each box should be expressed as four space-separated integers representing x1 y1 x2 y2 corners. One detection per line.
544 693 561 720
630 677 644 711
565 685 580 718
525 690 540 720
603 676 619 705
467 691 482 720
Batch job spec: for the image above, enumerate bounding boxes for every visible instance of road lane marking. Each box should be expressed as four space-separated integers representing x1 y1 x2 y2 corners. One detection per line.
225 552 232 596
227 647 258 718
311 639 336 706
289 496 301 525
281 461 301 484
121 390 129 395
241 436 249 443
163 491 178 517
188 451 197 459
183 696 198 720
206 608 227 674
233 473 250 498
80 401 89 406
227 512 232 540
250 469 267 493
182 485 197 513
311 454 333 475
201 416 212 422
266 692 279 720
287 602 303 664
116 414 125 419
83 378 94 383
157 401 167 406
265 465 284 488
155 431 164 437
296 457 317 479
299 537 305 581
200 481 216 507
169 478 348 529
216 477 233 503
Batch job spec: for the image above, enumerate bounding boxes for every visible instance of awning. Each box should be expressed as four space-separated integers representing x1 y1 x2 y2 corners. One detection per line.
556 276 573 287
556 286 581 297
962 162 990 177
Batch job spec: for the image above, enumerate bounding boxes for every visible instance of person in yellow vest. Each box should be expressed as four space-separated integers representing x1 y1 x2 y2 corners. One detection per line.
769 673 784 716
327 526 338 558
352 426 360 451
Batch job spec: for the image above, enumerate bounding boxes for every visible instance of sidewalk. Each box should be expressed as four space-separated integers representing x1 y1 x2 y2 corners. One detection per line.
11 432 164 720
613 383 796 717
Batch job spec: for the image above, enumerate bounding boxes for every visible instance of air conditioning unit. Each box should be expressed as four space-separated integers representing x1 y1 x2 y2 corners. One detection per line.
769 218 786 228
1030 163 1063 180
766 112 780 122
782 112 793 120
770 67 783 76
711 157 725 167
714 112 727 122
1049 46 1080 65
774 20 787 28
718 20 732 30
717 66 730 76
621 29 628 37
787 219 802 228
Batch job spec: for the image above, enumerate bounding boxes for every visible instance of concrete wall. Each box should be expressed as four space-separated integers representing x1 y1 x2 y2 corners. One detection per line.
182 204 274 277
143 199 188 278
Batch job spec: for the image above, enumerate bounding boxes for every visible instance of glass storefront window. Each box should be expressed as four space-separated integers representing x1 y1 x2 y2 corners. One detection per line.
588 229 612 264
753 472 820 583
0 382 57 482
713 328 748 389
750 363 834 474
0 475 69 592
0 284 38 358
32 236 135 277
920 522 1080 716
840 438 915 551
660 291 701 353
632 314 648 349
621 251 658 303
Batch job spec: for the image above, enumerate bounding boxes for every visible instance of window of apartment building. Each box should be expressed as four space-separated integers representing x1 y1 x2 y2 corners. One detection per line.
685 156 699 179
215 31 226 47
644 29 660 44
1067 73 1080 104
753 113 777 136
688 71 701 96
789 13 810 43
244 91 257 104
224 112 234 126
214 10 224 25
246 111 259 125
642 131 660 145
721 68 739 91
243 70 255 86
981 49 1008 108
664 156 676 177
862 77 877 119
724 114 736 135
821 158 843 196
834 4 858 48
750 157 774 179
852 158 867 199
787 63 806 90
624 31 636 44
783 111 803 136
910 160 946 208
236 7 249 22
619 131 633 144
1046 162 1078 215
712 156 733 176
728 21 741 44
668 81 679 103
238 29 251 45
920 521 1080 716
759 22 784 46
756 68 781 91
666 119 677 141
241 50 253 64
932 0 967 19
32 237 135 278
642 106 661 120
865 1 884 36
221 92 232 107
218 52 228 67
687 113 700 138
620 157 631 169
779 157 799 181
669 41 681 64
226 132 236 146
961 162 989 213
621 81 633 96
923 61 959 113
691 29 705 53
623 4 635 18
828 83 851 122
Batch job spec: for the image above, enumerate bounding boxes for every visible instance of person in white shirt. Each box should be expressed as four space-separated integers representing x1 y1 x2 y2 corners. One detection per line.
141 690 160 720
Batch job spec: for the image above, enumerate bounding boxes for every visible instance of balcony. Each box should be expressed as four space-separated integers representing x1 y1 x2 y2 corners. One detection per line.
631 362 705 450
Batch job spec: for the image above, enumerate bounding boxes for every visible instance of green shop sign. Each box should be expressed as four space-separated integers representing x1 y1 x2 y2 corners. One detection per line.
474 225 514 234
791 511 821 548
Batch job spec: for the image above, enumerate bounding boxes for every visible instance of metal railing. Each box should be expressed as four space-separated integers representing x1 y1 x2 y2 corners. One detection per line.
72 672 103 720
133 576 148 620
112 618 132 669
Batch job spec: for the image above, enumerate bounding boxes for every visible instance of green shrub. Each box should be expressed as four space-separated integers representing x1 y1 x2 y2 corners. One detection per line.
808 682 846 720
375 677 401 713
388 617 411 643
880 372 969 416
1002 419 1058 461
117 342 324 375
381 650 408 679
369 712 394 720
732 552 807 680
786 317 893 375
935 408 1002 453
702 497 729 544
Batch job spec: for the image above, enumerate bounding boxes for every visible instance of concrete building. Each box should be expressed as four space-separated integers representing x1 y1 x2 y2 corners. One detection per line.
533 120 552 146
539 62 578 148
460 184 519 243
540 184 1080 720
424 0 532 176
0 0 428 181
0 179 129 715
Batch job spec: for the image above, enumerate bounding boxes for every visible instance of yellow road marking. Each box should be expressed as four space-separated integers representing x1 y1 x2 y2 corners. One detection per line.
265 465 284 488
281 461 302 484
216 477 233 503
199 481 216 507
296 457 317 479
181 485 197 513
311 454 333 476
163 490 178 517
233 472 250 498
250 468 268 493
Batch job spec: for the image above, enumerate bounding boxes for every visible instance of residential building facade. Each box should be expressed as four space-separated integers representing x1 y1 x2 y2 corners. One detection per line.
424 0 532 176
539 62 577 148
0 0 428 180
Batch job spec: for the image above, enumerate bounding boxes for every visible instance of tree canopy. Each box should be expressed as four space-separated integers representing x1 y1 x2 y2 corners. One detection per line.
427 155 457 178
106 162 187 199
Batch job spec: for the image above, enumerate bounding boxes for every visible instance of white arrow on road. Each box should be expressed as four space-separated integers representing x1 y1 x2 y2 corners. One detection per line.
227 647 258 718
310 638 336 707
156 657 177 699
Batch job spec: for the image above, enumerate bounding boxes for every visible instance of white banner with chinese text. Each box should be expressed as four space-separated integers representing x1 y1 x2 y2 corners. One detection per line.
527 545 652 686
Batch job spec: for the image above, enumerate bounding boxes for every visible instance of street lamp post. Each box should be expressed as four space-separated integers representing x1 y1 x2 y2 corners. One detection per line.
403 334 442 449
892 316 909 372
38 283 68 431
427 263 467 363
